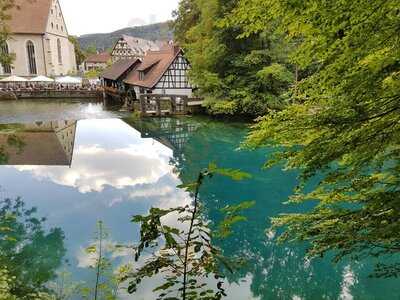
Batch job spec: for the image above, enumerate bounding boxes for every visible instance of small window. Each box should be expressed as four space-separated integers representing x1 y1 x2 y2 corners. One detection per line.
61 26 64 32
139 71 144 81
56 24 59 30
51 9 53 14
51 22 54 29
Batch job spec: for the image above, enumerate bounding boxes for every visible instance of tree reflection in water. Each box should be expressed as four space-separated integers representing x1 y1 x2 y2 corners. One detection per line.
0 197 66 299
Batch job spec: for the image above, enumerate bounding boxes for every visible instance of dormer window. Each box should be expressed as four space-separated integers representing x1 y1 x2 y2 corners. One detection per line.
139 71 144 81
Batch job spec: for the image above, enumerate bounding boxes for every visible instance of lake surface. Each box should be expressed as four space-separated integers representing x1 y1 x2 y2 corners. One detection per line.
0 100 398 299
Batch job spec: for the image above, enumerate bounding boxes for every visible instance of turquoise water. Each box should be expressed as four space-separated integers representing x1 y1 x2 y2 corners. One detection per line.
0 101 398 299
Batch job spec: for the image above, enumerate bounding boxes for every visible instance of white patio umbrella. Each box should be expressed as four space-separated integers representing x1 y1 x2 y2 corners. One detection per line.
30 75 54 82
55 76 82 84
0 75 28 82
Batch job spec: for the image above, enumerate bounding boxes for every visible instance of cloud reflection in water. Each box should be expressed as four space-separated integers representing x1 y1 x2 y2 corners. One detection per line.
12 119 175 197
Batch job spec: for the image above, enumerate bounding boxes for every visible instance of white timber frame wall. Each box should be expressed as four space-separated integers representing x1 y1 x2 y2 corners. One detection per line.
132 53 194 97
112 39 141 62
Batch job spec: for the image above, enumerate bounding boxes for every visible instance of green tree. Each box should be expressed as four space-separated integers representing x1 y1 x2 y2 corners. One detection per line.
172 0 294 116
69 35 86 67
85 44 98 56
172 0 200 44
0 0 16 67
0 197 66 298
241 0 400 277
0 267 55 300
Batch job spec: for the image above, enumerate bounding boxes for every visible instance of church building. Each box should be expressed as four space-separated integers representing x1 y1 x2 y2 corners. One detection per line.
0 0 77 78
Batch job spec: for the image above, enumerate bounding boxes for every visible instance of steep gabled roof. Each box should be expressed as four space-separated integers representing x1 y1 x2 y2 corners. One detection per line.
124 46 182 89
7 0 52 34
85 52 111 64
121 35 159 54
101 59 140 81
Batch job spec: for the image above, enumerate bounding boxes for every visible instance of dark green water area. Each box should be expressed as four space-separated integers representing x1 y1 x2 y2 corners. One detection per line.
0 100 398 299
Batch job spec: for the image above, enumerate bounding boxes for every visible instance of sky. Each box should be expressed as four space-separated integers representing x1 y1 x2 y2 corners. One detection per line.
59 0 180 36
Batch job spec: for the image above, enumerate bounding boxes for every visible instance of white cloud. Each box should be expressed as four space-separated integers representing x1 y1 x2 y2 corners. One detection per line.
339 265 357 300
76 239 130 268
14 143 173 193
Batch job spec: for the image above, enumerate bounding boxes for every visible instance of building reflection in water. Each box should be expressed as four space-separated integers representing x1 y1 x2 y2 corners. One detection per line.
0 120 77 166
0 117 198 167
123 117 199 159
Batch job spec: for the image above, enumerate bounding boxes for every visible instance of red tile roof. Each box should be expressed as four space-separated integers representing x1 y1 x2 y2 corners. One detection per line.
101 59 140 81
7 0 52 34
124 46 182 89
85 52 111 63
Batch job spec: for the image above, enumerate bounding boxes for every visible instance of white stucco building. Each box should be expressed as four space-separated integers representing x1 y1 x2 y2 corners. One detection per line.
81 52 111 72
0 0 77 78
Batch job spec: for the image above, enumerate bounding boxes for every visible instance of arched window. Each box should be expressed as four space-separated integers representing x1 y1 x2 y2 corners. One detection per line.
57 39 62 64
26 41 37 75
0 43 11 74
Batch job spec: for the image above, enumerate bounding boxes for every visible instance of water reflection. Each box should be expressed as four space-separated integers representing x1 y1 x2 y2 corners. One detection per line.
124 117 200 157
0 197 66 298
0 120 76 166
11 119 174 194
0 100 123 124
0 116 397 299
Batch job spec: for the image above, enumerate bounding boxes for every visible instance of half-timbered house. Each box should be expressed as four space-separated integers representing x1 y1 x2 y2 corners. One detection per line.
111 35 159 62
123 45 194 98
101 45 197 115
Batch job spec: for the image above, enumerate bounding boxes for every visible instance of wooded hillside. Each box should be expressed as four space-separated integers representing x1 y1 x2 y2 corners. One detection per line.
77 22 173 51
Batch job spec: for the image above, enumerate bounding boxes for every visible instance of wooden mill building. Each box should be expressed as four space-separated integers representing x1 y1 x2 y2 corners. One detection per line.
101 45 197 116
124 45 193 97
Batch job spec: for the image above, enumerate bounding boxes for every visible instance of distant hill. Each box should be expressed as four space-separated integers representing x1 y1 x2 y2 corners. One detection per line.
77 22 173 51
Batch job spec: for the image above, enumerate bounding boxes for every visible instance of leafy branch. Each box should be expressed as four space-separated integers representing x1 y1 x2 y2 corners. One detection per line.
119 163 253 300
